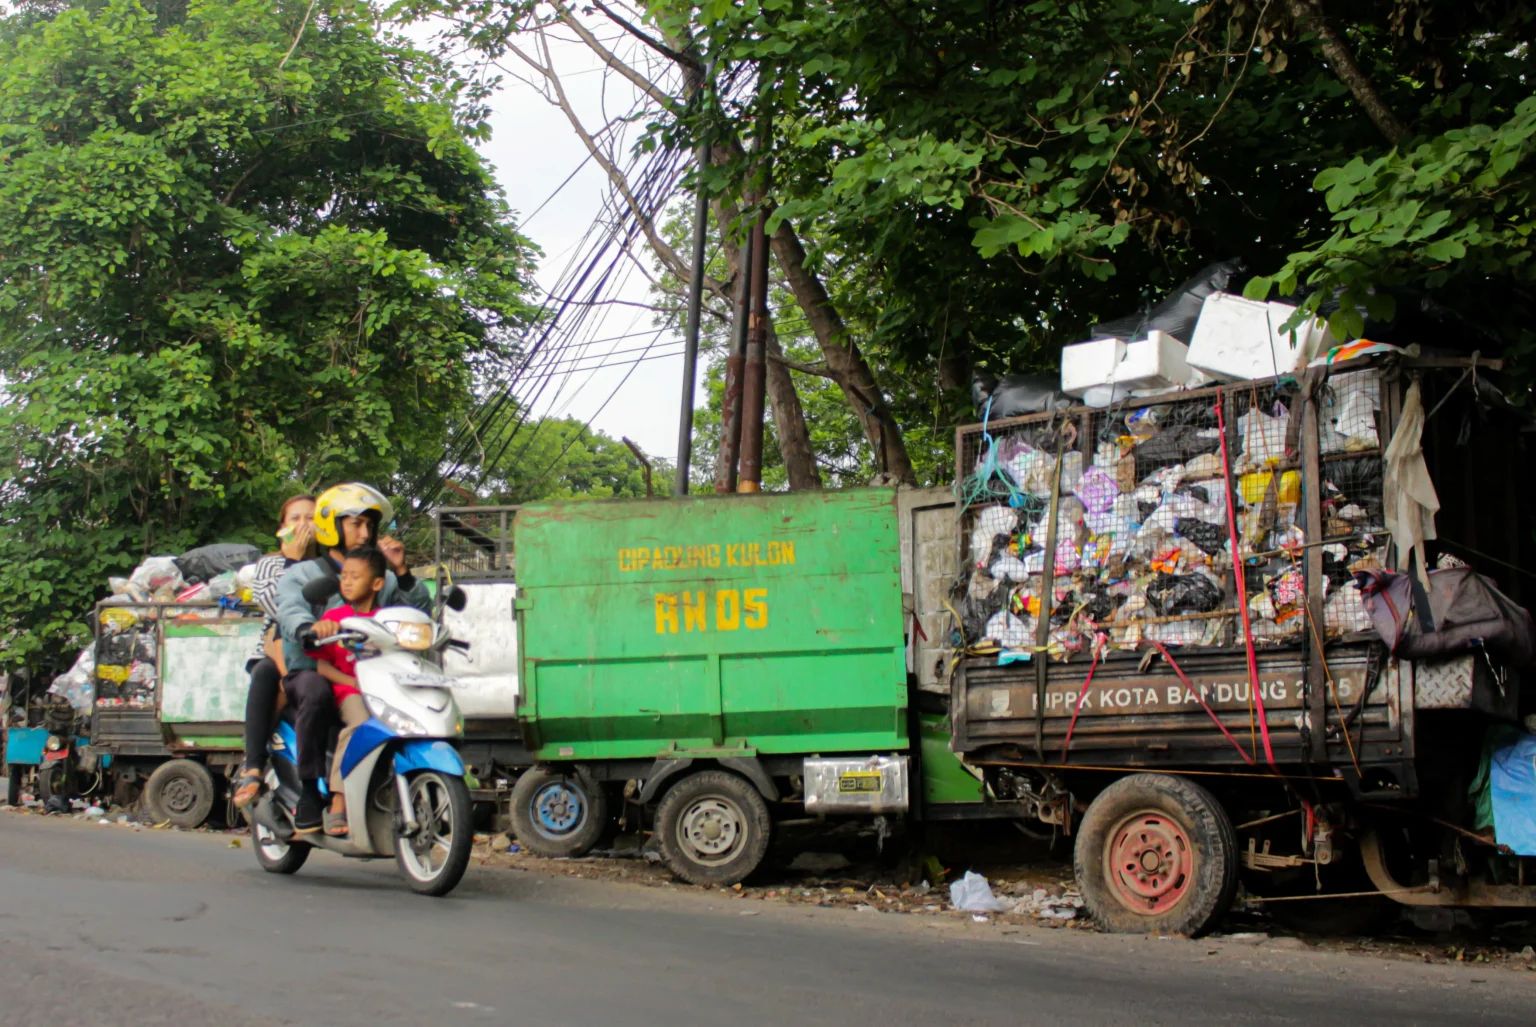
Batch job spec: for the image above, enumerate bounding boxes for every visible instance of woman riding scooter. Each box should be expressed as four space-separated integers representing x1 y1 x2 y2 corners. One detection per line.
273 483 432 833
232 494 317 811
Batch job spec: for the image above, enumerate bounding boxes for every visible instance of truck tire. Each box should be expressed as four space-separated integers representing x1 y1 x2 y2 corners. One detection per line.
1074 773 1237 936
508 766 608 858
656 769 772 887
144 759 217 829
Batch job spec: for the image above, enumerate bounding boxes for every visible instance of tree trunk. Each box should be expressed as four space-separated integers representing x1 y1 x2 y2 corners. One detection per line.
769 223 916 484
1285 0 1408 146
762 318 820 490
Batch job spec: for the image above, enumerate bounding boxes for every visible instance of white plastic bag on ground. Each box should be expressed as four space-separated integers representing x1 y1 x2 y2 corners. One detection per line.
949 870 1007 913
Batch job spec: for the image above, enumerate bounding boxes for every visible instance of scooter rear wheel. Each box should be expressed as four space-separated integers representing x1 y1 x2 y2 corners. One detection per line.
252 812 310 875
395 771 473 897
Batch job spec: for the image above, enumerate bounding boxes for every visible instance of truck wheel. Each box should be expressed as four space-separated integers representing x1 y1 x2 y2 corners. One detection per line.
656 770 771 887
35 760 74 806
509 767 608 858
144 759 217 829
1074 773 1237 936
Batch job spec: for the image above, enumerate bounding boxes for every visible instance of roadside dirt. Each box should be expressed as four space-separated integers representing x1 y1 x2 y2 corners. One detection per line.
466 819 1536 976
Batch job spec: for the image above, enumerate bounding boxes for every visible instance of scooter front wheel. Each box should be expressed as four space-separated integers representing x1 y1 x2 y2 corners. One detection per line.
395 771 472 897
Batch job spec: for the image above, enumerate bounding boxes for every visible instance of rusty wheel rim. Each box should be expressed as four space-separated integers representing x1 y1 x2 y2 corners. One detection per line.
1104 810 1194 915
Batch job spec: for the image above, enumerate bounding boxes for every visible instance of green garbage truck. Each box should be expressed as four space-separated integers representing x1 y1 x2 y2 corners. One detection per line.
435 488 1018 885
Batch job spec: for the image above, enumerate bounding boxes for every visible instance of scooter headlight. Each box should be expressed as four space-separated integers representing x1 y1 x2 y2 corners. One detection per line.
364 696 428 736
391 621 434 652
45 735 62 752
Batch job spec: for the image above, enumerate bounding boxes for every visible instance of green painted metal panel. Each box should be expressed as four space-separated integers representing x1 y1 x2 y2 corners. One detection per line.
159 619 262 730
517 489 908 761
919 712 985 805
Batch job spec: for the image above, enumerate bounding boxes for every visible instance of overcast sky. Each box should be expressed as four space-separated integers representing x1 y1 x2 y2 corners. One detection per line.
470 30 694 466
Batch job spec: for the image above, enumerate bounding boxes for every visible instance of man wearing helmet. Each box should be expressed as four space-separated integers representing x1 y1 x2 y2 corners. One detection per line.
273 483 432 832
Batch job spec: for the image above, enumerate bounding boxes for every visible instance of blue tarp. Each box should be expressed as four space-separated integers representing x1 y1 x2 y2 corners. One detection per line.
1490 733 1536 856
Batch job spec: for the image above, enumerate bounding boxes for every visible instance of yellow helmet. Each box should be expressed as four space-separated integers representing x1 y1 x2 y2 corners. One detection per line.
312 483 394 548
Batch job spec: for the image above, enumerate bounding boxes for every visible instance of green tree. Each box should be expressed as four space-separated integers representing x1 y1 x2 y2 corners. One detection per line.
473 413 669 503
0 0 538 668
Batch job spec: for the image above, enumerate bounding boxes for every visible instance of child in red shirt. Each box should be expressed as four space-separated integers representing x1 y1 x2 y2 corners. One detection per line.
305 547 386 836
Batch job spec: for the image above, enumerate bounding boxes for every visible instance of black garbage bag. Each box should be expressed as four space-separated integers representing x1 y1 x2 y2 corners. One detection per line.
971 373 1065 420
1134 424 1222 467
1147 573 1225 615
1091 260 1245 343
97 634 136 665
1175 518 1226 556
176 543 261 584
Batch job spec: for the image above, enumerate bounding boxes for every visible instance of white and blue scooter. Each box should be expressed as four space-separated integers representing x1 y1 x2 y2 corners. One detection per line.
250 581 474 896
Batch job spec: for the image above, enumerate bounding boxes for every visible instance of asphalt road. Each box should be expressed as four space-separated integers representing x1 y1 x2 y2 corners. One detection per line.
2 812 1534 1026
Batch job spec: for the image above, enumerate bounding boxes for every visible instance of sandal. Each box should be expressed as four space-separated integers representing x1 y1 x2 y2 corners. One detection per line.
323 809 349 837
232 768 265 811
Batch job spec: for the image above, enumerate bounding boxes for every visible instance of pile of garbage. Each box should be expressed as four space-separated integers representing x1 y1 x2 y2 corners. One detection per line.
957 370 1388 660
49 543 264 712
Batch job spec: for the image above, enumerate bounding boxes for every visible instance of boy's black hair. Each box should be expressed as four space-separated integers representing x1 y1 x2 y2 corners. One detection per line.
343 546 388 580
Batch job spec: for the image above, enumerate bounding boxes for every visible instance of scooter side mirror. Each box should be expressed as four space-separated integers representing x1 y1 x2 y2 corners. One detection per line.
444 586 468 612
302 575 340 604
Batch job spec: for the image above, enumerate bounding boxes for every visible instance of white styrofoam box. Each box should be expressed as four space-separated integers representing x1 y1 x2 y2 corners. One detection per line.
1060 330 1197 396
1187 292 1334 382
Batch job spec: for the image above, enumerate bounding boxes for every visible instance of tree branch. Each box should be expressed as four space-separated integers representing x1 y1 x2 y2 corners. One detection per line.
1285 0 1408 145
770 353 840 381
504 33 722 295
588 0 702 72
548 0 684 114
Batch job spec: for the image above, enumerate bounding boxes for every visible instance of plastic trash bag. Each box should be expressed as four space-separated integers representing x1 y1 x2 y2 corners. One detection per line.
1175 518 1226 557
1238 405 1288 469
984 610 1034 649
1074 465 1120 515
1147 573 1225 615
176 543 261 584
971 373 1067 419
47 647 96 713
129 556 184 593
949 870 1008 913
1091 260 1245 343
989 555 1030 583
206 570 239 598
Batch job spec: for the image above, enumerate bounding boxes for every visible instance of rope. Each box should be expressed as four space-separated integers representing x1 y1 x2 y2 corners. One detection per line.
1215 390 1277 765
1059 634 1107 760
1150 640 1256 766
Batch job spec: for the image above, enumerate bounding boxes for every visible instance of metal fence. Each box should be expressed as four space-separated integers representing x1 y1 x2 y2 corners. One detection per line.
952 365 1391 664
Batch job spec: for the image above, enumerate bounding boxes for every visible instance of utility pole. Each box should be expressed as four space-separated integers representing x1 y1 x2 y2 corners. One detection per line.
736 210 769 493
672 64 714 497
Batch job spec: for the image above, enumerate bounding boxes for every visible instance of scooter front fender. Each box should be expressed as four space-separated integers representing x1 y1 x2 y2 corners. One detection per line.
392 740 464 777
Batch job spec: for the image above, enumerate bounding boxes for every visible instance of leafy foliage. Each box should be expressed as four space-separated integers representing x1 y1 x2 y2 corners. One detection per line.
0 0 537 668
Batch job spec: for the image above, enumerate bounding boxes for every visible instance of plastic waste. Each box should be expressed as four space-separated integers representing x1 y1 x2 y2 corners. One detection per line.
984 610 1034 649
1147 573 1224 615
971 373 1066 419
176 543 261 585
948 870 1007 913
129 556 184 593
47 646 97 713
1092 260 1245 343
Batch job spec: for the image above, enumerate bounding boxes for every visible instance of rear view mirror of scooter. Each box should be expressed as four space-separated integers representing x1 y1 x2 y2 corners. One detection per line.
444 585 468 612
301 574 340 605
